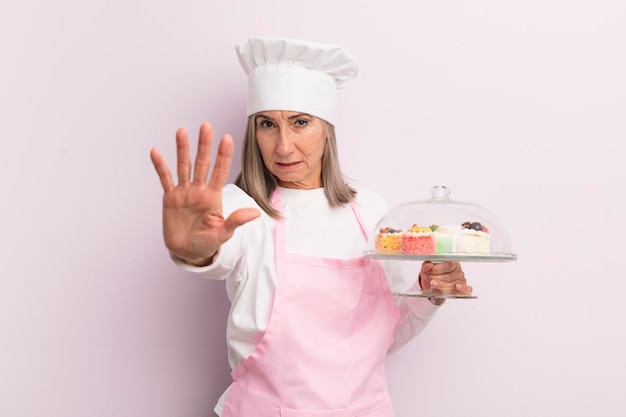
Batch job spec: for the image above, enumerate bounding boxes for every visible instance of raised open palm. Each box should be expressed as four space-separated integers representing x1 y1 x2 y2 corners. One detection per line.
150 123 260 265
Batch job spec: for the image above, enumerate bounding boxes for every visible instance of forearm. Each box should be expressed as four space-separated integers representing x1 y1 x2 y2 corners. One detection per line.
388 295 440 353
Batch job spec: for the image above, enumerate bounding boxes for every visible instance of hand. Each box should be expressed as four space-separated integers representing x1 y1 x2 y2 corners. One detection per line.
150 122 260 265
418 261 473 295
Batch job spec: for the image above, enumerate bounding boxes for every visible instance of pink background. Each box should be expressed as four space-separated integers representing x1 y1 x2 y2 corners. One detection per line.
1 1 624 416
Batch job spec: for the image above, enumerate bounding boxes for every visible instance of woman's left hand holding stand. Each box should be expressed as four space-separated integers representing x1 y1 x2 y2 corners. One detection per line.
419 261 473 297
150 123 260 266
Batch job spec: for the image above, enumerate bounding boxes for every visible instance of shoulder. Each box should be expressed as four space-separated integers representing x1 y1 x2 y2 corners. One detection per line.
351 183 390 215
348 183 390 231
223 183 255 201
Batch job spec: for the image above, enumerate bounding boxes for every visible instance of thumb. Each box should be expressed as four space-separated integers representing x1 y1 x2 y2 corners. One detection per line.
224 208 261 233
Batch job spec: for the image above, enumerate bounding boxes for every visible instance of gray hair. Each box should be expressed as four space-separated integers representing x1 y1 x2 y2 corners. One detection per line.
235 114 356 218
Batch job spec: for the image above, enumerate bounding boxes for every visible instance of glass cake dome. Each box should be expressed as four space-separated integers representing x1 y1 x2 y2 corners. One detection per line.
364 185 517 263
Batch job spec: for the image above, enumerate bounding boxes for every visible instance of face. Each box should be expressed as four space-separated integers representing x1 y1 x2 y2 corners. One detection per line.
255 110 326 190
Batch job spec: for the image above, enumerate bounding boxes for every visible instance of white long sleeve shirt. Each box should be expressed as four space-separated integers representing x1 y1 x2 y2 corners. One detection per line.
173 184 440 414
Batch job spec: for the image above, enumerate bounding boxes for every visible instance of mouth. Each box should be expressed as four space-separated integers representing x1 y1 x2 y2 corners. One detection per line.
276 161 301 170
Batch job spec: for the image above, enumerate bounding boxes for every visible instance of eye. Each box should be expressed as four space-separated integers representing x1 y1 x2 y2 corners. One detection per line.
294 118 309 127
257 119 274 129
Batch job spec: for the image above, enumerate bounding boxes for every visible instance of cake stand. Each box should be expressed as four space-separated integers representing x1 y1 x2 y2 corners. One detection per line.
363 185 517 299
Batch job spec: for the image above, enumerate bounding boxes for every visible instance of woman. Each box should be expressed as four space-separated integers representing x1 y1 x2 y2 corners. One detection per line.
150 37 472 417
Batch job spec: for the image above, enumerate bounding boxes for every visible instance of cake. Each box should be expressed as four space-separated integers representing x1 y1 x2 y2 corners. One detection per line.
401 224 435 254
375 227 403 253
432 224 460 254
455 221 491 254
375 221 492 255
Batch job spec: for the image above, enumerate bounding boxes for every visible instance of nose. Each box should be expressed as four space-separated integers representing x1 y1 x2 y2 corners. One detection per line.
276 127 294 155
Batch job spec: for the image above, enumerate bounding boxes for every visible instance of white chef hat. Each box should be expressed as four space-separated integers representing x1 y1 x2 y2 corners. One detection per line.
235 37 359 126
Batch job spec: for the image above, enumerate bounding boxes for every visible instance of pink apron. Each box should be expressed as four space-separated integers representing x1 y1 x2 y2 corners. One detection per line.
222 190 401 417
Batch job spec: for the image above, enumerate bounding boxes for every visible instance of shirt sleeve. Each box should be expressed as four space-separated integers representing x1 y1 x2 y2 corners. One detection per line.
379 259 439 353
169 238 239 281
352 185 442 353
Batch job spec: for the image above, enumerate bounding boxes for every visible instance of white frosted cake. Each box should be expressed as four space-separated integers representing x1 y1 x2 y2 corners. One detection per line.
454 223 491 254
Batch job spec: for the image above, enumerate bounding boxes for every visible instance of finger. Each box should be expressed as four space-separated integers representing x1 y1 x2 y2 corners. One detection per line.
429 279 454 291
420 260 434 273
176 127 192 185
430 279 464 291
455 283 473 294
429 261 460 276
223 208 261 232
192 122 214 184
439 261 460 273
150 147 174 192
208 133 234 192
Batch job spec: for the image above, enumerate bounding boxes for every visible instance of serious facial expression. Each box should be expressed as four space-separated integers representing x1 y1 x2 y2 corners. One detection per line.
255 110 326 190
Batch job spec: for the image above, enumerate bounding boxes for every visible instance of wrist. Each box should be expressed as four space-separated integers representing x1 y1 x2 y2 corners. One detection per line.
184 251 218 267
